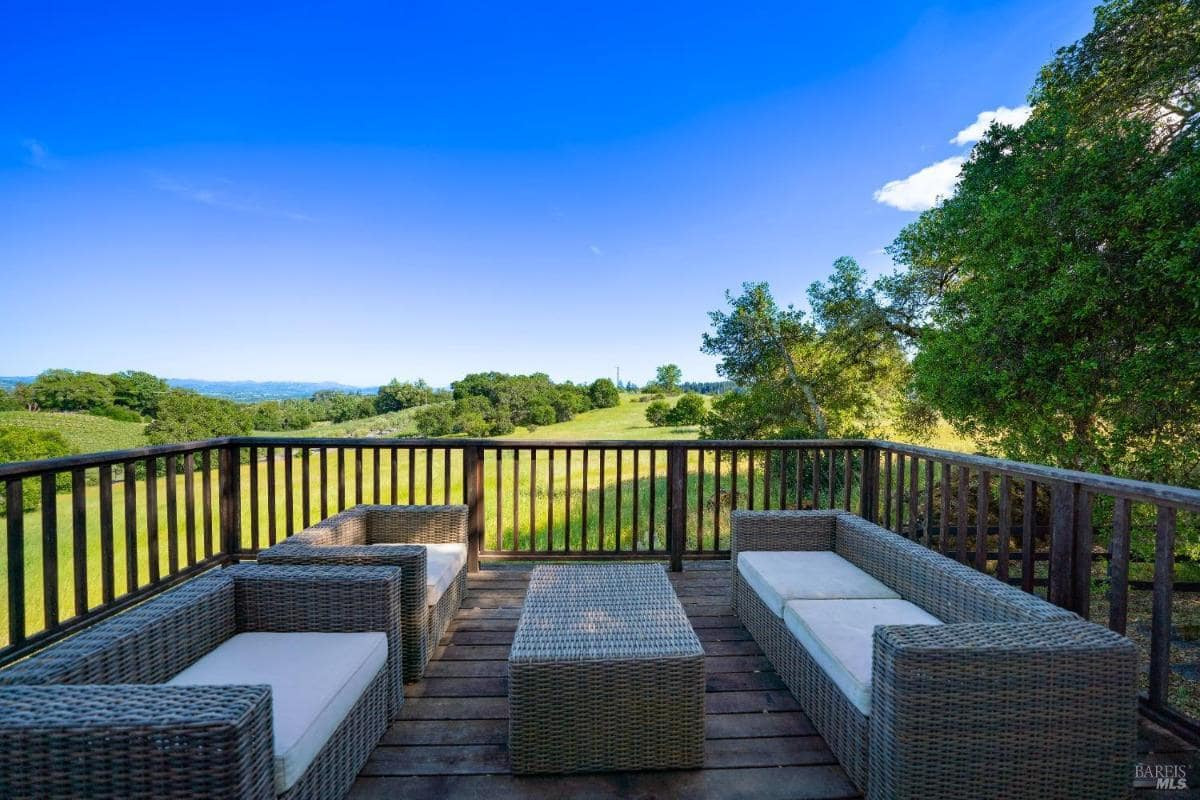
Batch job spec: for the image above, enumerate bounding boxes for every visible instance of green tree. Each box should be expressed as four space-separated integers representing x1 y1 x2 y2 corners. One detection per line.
875 0 1200 479
251 401 285 430
375 379 435 413
109 371 169 416
645 399 672 427
145 390 252 444
28 369 115 412
413 403 456 436
0 388 19 411
666 393 707 426
278 400 314 430
0 427 73 512
588 378 620 409
651 364 683 394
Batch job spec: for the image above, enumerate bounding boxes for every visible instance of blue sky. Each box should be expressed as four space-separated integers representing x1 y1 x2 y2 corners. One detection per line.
1 1 1097 387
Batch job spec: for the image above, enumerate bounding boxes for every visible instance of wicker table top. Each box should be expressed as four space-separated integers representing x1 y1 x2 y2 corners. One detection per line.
510 564 703 663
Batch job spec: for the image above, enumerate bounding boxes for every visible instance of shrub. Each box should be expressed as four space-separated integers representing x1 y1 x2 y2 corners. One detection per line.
666 393 707 426
414 403 456 436
0 427 73 512
645 400 672 426
588 378 620 409
91 404 144 423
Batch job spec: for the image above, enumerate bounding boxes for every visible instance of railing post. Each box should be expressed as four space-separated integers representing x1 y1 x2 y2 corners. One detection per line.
219 444 241 560
667 446 686 572
860 445 879 523
1048 481 1077 611
465 445 484 573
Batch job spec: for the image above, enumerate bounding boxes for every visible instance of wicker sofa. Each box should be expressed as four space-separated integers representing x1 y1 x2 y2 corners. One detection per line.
0 564 403 800
257 504 468 683
731 509 1138 800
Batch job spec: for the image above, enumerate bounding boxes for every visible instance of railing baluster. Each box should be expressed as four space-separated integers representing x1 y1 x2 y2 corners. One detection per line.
99 466 114 605
319 448 329 519
975 470 989 571
390 448 398 505
465 446 483 573
165 456 178 574
582 449 590 550
1073 490 1094 618
183 454 196 567
667 446 685 571
41 475 58 628
997 474 1011 582
6 479 25 645
124 464 138 591
646 449 654 551
301 447 311 530
425 447 433 505
354 447 363 507
337 448 346 511
202 450 214 558
1049 482 1076 608
896 454 906 533
284 447 294 536
145 458 159 583
71 468 88 614
1149 505 1176 708
443 447 451 505
883 451 892 528
530 449 537 551
956 466 969 565
549 449 556 551
267 447 277 546
1108 497 1131 635
1022 480 1036 593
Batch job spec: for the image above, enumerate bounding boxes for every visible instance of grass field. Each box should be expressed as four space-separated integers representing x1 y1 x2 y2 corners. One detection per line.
0 411 149 454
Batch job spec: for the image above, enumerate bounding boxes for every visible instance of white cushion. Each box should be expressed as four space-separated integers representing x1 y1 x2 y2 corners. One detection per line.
370 542 465 606
738 551 899 616
167 632 387 793
421 543 466 606
783 598 942 715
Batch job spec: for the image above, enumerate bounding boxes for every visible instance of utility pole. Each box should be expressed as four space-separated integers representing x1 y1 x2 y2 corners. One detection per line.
616 366 620 386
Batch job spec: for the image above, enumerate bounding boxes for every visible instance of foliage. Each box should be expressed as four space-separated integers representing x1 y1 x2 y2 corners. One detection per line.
375 379 437 413
646 364 683 394
645 399 672 426
109 371 169 416
0 388 19 412
0 427 73 512
25 369 115 412
701 276 907 440
680 380 734 395
0 411 148 453
666 393 707 426
91 404 144 423
145 390 252 444
588 378 620 409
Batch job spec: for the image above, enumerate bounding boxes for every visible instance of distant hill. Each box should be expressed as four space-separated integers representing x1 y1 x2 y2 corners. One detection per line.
166 379 379 402
0 375 377 403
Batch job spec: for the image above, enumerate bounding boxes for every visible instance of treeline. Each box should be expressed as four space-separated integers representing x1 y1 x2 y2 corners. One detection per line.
414 374 620 436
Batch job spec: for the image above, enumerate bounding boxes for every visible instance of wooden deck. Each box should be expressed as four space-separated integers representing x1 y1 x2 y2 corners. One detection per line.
349 561 1195 800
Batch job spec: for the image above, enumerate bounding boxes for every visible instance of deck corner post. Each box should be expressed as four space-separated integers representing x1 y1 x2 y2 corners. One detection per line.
860 445 880 523
1048 480 1078 611
218 443 242 561
465 445 484 573
667 446 686 572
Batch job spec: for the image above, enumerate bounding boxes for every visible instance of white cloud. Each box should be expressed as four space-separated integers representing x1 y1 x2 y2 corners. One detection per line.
149 172 312 222
589 244 602 256
872 155 965 212
22 138 61 170
949 104 1032 145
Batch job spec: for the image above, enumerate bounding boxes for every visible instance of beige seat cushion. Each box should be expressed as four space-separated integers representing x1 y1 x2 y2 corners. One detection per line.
783 598 942 715
738 551 899 616
168 631 387 793
422 543 466 606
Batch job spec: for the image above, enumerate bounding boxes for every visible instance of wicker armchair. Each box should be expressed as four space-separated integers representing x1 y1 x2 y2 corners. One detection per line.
257 504 468 683
0 564 403 800
731 510 1138 800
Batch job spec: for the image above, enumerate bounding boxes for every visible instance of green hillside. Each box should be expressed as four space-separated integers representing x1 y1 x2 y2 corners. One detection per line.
0 411 148 455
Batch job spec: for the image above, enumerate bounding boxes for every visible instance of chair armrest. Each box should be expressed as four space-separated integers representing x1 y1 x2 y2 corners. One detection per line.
226 564 406 714
870 621 1138 799
730 510 838 560
254 544 429 684
0 684 274 800
367 504 468 545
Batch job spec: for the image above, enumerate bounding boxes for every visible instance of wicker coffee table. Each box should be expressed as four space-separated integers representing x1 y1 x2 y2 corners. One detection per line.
508 563 705 774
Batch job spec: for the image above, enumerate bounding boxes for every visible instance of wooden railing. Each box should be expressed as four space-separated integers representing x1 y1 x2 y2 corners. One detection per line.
2 436 1198 742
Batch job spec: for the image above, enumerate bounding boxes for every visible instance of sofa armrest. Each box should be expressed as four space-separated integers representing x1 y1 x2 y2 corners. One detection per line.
0 684 274 800
730 510 838 560
870 621 1137 799
255 543 428 684
226 564 406 714
367 504 468 545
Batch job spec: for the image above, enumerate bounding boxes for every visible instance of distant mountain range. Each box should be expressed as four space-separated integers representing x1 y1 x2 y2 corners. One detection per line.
0 376 378 403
